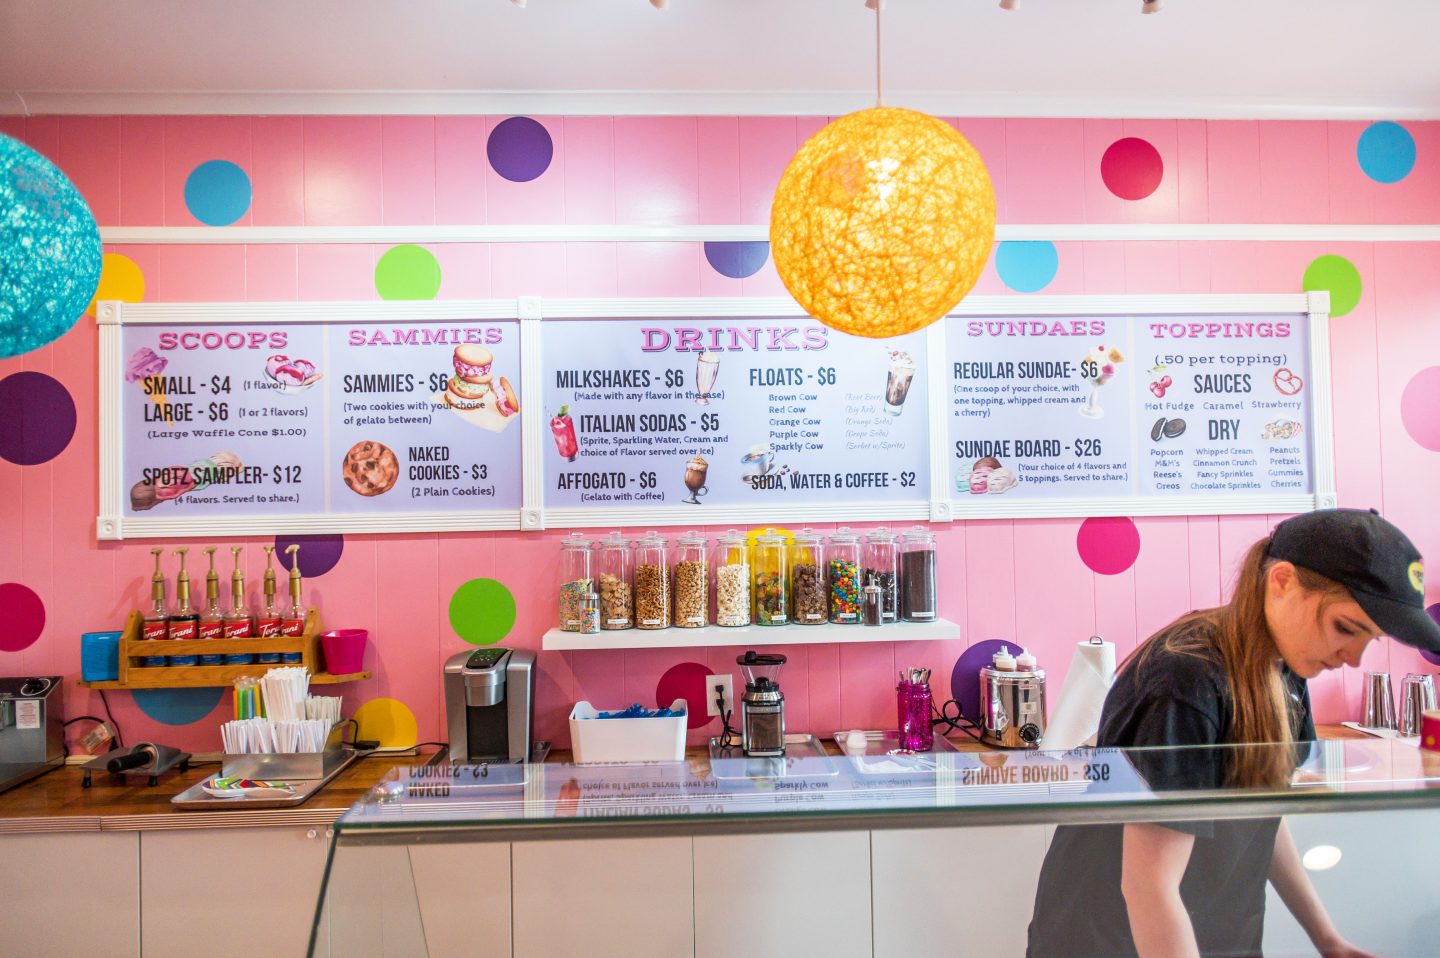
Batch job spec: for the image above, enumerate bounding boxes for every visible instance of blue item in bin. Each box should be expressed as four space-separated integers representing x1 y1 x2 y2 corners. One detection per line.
595 703 684 719
80 631 123 682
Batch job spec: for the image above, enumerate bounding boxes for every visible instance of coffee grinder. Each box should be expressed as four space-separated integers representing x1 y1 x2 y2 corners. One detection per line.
738 651 787 757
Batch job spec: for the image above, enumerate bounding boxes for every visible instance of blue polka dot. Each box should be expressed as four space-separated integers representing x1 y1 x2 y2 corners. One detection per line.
184 160 252 226
1357 122 1416 184
134 687 225 726
704 241 770 279
995 241 1059 293
487 117 554 183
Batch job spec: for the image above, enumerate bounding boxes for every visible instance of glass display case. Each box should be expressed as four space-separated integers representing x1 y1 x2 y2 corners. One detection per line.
310 740 1440 957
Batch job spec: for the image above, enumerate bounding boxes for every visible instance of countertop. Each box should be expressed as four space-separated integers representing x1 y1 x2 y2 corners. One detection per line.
0 725 1367 834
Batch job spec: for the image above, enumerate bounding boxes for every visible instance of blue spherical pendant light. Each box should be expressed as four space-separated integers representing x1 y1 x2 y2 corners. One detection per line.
0 134 103 358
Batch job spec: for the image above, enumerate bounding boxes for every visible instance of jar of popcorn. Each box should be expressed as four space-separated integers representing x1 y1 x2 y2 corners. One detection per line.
713 530 751 627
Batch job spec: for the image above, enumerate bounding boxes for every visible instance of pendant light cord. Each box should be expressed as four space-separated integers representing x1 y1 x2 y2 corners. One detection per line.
874 0 883 107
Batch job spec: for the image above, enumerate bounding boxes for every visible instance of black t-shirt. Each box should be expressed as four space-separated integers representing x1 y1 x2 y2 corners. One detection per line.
1026 620 1315 958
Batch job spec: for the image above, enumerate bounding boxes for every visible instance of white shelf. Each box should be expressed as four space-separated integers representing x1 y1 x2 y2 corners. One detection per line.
541 618 959 651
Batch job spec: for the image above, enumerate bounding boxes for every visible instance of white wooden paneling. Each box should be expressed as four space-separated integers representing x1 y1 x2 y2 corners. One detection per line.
0 832 140 956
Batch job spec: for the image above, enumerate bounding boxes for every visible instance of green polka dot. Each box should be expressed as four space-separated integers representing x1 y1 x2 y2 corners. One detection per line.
375 245 441 300
1302 254 1362 318
449 578 516 646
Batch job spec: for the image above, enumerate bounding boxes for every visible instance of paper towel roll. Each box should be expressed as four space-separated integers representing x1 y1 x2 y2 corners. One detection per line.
1041 637 1117 752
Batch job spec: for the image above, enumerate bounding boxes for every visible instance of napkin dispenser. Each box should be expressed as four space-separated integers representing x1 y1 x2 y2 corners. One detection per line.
444 648 536 763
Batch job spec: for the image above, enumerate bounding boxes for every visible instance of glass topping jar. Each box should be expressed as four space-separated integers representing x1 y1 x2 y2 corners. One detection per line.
558 533 595 632
713 530 751 628
672 531 709 629
632 531 670 629
790 528 827 625
751 528 789 627
595 531 633 631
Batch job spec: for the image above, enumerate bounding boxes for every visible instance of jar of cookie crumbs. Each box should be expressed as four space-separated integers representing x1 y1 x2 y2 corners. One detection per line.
595 531 633 631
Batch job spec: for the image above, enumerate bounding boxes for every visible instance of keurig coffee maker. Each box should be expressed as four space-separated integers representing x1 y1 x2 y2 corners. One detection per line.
444 648 537 763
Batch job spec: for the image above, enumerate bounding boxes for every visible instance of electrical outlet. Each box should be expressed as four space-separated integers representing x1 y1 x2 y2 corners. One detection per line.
706 674 734 718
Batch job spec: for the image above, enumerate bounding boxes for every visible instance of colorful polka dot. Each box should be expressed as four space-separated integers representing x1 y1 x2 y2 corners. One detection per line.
0 583 45 652
995 240 1059 293
704 241 770 280
1357 122 1416 184
1076 517 1141 575
1401 367 1440 452
0 372 77 466
1100 137 1163 201
449 577 517 646
1302 254 1363 318
374 245 441 300
656 661 714 730
183 160 252 226
0 133 103 359
87 253 146 318
1422 605 1440 667
950 639 1010 723
353 697 419 749
275 534 344 578
487 117 554 183
134 687 225 726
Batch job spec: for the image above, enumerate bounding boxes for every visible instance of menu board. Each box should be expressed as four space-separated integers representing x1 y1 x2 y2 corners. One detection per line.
98 296 1331 538
944 312 1316 510
118 319 523 521
540 317 931 513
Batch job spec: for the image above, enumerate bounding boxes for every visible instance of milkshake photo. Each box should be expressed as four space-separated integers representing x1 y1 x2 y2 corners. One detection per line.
884 349 916 416
695 351 720 405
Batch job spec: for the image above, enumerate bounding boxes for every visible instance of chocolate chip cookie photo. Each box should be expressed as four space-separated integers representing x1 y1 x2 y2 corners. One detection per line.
342 440 399 497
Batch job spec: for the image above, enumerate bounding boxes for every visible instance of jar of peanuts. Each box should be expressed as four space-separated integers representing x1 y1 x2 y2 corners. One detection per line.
632 531 670 630
671 531 709 628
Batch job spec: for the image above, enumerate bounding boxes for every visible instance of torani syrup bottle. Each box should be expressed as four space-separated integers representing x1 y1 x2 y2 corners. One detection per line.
255 545 282 664
279 544 305 664
140 548 170 667
197 546 224 665
222 545 255 665
167 547 200 666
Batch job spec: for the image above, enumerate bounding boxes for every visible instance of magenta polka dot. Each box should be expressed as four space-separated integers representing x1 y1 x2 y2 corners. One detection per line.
1101 137 1163 201
0 583 46 651
656 661 713 730
1401 367 1440 452
0 372 77 465
1077 517 1141 575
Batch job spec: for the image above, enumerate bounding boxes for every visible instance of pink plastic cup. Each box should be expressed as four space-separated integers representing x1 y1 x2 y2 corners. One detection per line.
320 629 367 674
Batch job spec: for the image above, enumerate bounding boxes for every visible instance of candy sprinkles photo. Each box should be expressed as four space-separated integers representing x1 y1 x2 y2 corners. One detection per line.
5 2 1440 955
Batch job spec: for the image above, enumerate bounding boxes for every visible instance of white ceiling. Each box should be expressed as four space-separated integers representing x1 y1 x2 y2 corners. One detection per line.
3 0 1439 119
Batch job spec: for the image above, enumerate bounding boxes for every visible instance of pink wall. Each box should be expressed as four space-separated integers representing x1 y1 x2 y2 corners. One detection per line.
1 114 1438 753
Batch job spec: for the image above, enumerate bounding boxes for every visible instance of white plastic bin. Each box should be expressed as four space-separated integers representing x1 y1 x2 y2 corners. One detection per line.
568 699 687 763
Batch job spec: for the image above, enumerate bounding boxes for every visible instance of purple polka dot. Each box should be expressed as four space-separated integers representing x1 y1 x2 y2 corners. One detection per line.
0 583 45 651
0 372 77 465
1101 137 1163 201
656 661 713 730
1401 367 1440 452
487 117 554 183
950 639 1010 724
1077 517 1141 575
275 534 344 578
704 241 770 280
1423 605 1440 667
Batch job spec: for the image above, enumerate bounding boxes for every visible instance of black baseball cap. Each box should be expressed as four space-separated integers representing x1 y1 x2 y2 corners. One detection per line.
1268 508 1440 652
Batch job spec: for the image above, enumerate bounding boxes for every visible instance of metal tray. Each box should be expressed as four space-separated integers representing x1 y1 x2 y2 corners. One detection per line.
707 733 838 779
831 729 959 774
171 746 361 810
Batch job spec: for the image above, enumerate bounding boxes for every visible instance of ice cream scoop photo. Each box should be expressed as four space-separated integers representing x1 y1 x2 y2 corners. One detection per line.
264 354 323 391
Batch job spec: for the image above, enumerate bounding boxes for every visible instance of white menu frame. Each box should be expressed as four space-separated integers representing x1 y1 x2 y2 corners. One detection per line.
95 291 1333 540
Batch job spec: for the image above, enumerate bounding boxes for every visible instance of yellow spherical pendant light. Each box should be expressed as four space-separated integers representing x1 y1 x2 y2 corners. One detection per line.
770 107 996 339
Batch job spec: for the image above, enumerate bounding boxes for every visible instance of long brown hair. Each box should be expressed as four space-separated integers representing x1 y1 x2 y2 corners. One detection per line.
1123 536 1348 788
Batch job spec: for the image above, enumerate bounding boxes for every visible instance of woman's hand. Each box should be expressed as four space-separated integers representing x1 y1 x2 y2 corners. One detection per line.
1314 936 1381 958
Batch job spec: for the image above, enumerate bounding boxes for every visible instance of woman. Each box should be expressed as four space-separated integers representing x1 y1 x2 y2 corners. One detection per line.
1028 508 1440 958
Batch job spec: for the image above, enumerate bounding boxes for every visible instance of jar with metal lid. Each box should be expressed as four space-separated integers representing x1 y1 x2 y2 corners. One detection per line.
751 528 789 626
900 525 938 622
672 531 709 628
826 528 862 624
862 527 900 623
790 528 827 626
713 530 751 627
595 531 633 631
633 531 670 629
558 533 595 632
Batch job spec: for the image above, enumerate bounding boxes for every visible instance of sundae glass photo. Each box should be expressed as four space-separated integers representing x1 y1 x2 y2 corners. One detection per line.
695 351 720 406
682 455 709 504
884 349 916 417
1079 345 1125 419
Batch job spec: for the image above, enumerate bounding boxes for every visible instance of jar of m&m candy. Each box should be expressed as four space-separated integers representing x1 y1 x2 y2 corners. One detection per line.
827 527 861 624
